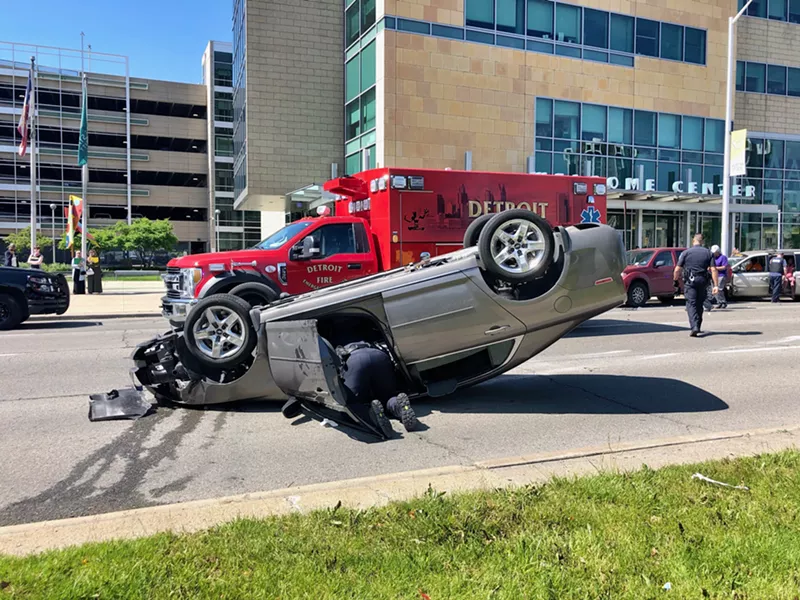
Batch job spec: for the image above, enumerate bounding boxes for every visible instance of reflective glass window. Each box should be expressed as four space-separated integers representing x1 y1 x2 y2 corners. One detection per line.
535 152 552 173
684 28 706 65
787 141 800 170
362 88 376 131
346 100 360 140
769 0 788 20
608 107 632 144
345 56 360 102
584 8 609 48
705 119 724 153
610 14 634 53
553 100 580 139
657 162 680 192
346 3 360 46
635 18 659 57
736 61 745 91
746 62 766 93
764 179 783 206
361 0 376 32
582 104 607 140
555 3 581 43
747 0 768 17
535 98 553 136
360 41 376 91
634 159 656 182
527 0 554 38
789 67 800 96
634 110 657 146
658 113 680 148
345 151 362 176
466 0 493 28
768 64 787 94
791 0 800 22
682 116 704 151
497 0 525 34
660 23 683 61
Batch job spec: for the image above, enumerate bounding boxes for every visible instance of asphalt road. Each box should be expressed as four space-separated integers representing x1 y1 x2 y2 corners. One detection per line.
1 301 799 526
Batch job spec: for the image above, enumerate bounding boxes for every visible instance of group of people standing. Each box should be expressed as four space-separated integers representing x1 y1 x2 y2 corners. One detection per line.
3 243 102 295
70 249 103 295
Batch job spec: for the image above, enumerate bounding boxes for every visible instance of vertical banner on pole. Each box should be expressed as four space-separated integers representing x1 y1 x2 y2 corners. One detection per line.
730 129 747 177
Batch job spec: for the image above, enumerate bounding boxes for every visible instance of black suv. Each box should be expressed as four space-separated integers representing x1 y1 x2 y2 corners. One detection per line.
0 266 70 330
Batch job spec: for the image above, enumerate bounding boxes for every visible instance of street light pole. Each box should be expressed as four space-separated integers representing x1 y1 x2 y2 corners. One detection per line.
721 0 753 256
49 203 56 263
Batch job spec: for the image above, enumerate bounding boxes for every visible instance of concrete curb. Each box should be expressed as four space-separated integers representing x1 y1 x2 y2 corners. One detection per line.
29 312 161 321
1 425 798 557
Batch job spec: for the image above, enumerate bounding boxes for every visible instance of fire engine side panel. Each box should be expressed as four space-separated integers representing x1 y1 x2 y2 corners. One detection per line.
337 168 607 268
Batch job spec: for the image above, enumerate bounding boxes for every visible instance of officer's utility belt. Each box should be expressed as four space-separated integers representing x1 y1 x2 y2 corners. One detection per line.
336 341 374 362
684 270 708 284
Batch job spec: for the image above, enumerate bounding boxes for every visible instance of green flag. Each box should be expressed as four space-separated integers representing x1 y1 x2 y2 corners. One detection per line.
77 76 88 166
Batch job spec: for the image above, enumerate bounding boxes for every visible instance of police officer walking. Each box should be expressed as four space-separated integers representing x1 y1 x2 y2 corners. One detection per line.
673 233 719 337
767 252 787 303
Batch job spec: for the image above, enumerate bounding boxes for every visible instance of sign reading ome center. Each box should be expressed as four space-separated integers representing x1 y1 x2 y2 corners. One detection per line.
605 177 756 198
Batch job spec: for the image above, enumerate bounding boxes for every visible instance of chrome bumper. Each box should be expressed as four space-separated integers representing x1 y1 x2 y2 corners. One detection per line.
161 296 196 323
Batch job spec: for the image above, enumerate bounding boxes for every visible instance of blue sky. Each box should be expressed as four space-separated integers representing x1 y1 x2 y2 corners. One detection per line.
1 0 232 83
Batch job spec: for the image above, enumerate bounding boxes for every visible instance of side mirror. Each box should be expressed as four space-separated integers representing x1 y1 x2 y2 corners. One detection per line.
290 236 320 261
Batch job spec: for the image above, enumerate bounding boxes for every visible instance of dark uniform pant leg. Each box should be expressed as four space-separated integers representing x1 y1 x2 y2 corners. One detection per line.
341 348 397 405
685 278 707 332
770 272 782 302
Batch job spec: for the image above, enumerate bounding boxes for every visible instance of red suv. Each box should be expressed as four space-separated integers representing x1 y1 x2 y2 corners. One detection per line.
623 247 686 307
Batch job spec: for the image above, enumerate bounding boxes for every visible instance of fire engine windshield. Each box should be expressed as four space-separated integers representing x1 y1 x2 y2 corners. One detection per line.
252 221 313 250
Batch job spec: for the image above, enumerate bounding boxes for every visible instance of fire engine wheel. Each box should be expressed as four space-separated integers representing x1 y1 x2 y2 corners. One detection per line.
463 214 493 248
229 282 279 308
477 209 555 283
183 294 257 370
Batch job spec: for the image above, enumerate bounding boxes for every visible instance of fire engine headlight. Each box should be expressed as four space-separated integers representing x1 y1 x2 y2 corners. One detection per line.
181 268 203 297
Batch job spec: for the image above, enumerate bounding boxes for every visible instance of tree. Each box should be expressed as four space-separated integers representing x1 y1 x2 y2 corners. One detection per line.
4 227 53 253
114 218 177 268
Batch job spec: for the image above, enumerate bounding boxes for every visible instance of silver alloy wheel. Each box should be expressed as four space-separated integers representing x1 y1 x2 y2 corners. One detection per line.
191 306 246 360
631 285 647 305
489 218 548 275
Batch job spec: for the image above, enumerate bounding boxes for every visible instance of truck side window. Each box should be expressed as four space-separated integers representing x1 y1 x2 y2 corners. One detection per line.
653 251 674 267
317 224 357 257
353 223 370 254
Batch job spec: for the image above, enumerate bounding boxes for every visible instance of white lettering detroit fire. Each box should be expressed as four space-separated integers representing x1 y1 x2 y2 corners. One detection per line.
306 264 343 274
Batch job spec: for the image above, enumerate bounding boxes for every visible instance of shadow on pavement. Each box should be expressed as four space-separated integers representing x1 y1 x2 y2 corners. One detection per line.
567 319 686 337
17 320 101 330
414 373 728 418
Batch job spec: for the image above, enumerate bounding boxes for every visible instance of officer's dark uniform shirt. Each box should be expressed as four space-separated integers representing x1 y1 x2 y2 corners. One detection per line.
677 245 713 280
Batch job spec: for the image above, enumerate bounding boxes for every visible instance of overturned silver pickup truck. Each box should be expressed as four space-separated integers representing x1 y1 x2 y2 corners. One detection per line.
132 210 626 437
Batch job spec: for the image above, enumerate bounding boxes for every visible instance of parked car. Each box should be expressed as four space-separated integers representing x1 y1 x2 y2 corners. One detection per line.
0 266 70 330
132 211 626 436
728 250 800 300
623 247 687 307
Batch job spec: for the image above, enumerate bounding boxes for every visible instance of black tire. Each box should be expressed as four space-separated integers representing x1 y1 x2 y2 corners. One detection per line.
626 281 649 307
463 214 493 248
229 282 279 308
0 293 25 330
657 295 674 304
477 209 555 283
183 294 257 370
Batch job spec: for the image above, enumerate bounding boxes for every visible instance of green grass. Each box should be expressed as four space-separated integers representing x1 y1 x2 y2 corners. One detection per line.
3 451 800 599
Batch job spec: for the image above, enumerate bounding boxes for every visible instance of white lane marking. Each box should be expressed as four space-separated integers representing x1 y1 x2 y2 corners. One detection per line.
638 353 679 360
0 353 18 358
710 345 800 355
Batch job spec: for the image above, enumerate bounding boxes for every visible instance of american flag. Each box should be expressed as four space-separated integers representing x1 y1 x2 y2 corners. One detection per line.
17 65 33 157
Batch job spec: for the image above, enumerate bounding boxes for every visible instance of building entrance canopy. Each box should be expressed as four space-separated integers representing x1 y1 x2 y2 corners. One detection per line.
285 183 340 214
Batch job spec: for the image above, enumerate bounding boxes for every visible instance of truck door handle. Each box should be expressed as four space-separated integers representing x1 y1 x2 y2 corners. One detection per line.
348 263 362 270
485 325 510 335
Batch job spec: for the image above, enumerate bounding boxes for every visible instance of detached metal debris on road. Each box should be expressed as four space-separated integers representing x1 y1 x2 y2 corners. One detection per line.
88 387 154 422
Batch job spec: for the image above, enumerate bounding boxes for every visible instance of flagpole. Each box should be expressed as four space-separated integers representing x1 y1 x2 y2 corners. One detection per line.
29 56 37 251
80 73 88 261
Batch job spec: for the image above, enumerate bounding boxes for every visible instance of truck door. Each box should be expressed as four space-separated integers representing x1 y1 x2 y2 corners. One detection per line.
285 222 375 294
